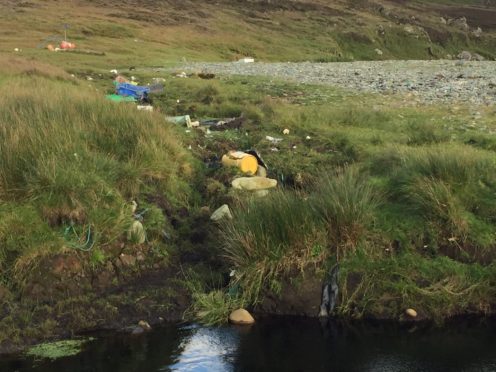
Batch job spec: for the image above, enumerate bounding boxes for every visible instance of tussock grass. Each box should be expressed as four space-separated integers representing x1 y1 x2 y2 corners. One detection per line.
222 190 327 303
384 145 496 258
312 167 381 258
0 74 194 285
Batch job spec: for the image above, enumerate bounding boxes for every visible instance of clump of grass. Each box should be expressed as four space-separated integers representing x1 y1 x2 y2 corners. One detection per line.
312 166 381 258
187 289 243 326
221 190 327 303
386 145 496 259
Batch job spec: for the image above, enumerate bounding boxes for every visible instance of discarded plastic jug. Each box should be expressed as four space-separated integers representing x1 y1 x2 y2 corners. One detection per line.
222 151 258 175
166 115 192 128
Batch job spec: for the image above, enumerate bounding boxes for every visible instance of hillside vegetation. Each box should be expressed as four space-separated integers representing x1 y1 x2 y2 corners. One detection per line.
0 0 495 70
0 0 495 352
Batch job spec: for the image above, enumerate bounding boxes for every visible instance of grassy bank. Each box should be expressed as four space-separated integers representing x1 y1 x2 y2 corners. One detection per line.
0 50 495 349
164 73 496 323
0 56 200 349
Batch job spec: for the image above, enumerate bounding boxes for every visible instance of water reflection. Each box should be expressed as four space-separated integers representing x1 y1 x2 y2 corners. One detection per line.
166 325 239 372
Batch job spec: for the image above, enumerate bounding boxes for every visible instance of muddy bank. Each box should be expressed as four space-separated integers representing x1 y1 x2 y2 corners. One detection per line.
0 252 191 355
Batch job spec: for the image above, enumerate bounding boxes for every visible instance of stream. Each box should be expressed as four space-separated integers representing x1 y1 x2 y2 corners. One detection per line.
2 316 496 371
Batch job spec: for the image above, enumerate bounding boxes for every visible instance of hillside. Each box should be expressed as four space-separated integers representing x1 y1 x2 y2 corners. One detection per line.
0 0 495 73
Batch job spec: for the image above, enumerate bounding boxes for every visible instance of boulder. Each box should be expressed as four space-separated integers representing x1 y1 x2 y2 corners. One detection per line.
449 17 469 31
472 53 485 61
229 309 255 325
457 51 472 61
210 204 233 221
473 27 483 38
232 177 277 191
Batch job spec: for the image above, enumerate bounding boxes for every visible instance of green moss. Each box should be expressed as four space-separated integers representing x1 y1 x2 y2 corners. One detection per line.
25 338 95 360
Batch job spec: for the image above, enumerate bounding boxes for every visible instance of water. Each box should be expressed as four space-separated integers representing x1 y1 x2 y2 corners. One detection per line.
2 317 496 372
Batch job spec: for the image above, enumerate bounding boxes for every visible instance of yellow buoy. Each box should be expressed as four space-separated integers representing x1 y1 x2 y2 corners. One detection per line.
221 151 258 175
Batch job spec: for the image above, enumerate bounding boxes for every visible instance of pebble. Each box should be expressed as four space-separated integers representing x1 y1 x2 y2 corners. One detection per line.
180 61 496 105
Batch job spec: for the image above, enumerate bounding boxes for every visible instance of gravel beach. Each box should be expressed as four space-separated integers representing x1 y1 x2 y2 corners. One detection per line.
181 61 496 105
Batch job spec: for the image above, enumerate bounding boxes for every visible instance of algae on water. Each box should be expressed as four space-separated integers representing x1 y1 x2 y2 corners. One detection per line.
25 338 94 360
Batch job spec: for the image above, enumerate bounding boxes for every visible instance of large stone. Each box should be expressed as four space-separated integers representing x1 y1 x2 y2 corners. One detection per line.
449 17 469 31
457 51 472 61
128 220 146 244
210 204 233 221
472 53 485 61
232 177 277 191
229 309 255 325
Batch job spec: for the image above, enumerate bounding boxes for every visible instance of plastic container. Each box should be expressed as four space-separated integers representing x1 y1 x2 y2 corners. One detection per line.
221 151 258 175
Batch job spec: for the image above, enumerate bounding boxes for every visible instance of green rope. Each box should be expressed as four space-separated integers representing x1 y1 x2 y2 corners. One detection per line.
63 224 95 251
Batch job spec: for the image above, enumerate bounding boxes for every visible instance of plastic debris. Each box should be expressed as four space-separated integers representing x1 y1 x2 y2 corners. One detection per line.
222 151 259 175
166 115 192 128
200 117 244 131
106 94 135 102
283 128 290 135
266 135 283 144
137 105 153 112
60 41 76 50
238 57 255 63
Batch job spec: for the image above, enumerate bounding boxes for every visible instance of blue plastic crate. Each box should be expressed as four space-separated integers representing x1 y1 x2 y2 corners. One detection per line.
116 83 150 100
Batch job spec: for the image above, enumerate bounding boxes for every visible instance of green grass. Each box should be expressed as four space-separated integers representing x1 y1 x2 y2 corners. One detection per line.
164 74 496 320
339 252 496 322
0 57 196 288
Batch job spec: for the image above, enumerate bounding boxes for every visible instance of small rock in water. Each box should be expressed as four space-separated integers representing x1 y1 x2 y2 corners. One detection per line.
229 309 255 325
405 308 417 318
138 320 152 331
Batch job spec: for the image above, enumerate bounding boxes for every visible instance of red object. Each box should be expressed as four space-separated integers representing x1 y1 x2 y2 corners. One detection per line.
60 41 76 49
